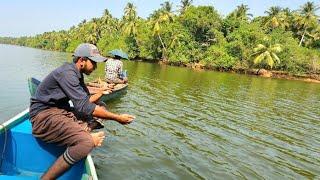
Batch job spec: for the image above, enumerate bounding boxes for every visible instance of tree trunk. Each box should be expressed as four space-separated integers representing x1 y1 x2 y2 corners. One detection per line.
299 28 306 47
256 68 261 75
158 35 167 61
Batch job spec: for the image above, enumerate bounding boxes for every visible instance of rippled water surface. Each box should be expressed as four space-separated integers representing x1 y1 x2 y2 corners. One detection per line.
1 44 320 179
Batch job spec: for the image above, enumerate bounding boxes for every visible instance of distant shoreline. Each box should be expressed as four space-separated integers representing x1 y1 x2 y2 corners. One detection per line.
158 61 320 84
1 43 319 84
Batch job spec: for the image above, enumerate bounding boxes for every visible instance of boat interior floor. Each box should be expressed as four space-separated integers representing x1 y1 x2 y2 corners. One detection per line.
0 119 86 179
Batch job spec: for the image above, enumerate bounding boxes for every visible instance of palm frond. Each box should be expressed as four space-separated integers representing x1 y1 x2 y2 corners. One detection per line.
254 53 265 64
265 52 274 68
271 53 280 64
254 44 266 52
271 44 282 53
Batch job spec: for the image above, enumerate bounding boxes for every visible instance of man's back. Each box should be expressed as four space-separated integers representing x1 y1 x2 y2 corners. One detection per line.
105 59 123 81
30 63 94 118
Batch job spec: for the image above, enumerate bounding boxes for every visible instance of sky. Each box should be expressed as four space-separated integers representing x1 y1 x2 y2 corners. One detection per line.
0 0 319 37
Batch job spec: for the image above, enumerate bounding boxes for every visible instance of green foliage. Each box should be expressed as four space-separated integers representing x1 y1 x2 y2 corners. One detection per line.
226 22 266 64
66 40 82 53
135 21 161 59
0 2 319 75
179 6 222 44
267 29 320 73
201 45 236 70
125 35 140 59
97 33 127 57
227 4 252 22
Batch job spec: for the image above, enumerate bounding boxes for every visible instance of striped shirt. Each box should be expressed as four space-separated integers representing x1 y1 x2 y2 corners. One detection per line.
105 58 123 81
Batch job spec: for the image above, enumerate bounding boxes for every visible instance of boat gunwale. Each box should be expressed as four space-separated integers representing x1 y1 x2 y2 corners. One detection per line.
0 108 29 133
112 83 128 93
88 83 128 95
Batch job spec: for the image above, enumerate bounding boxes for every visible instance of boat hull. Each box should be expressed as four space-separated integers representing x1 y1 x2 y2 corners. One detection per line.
98 84 128 102
0 110 98 179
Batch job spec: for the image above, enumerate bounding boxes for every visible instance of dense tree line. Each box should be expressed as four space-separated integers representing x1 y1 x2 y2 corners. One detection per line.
1 1 319 75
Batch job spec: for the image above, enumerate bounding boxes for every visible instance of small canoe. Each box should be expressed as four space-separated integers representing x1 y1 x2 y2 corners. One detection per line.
0 109 98 179
87 83 128 102
27 77 40 97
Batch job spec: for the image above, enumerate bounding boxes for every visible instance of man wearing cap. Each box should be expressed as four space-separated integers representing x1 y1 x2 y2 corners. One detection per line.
29 43 135 180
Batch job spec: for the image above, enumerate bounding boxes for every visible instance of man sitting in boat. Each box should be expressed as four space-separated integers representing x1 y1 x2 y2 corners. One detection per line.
105 55 128 84
29 43 135 180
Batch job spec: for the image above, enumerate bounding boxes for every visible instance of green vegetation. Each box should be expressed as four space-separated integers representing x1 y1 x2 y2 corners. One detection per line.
1 1 319 75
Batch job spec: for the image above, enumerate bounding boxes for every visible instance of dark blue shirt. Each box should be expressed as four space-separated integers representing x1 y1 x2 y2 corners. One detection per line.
29 63 96 118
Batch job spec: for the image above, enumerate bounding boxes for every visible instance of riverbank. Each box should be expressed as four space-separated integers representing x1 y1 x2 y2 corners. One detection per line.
1 43 319 84
159 61 320 84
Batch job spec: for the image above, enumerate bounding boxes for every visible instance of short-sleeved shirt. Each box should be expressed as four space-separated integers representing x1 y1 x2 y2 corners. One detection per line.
29 63 96 118
104 59 123 81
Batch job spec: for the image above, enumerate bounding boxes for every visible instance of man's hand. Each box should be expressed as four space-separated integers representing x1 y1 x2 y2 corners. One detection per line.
89 86 111 103
101 89 112 95
107 83 115 88
99 86 112 95
116 114 135 125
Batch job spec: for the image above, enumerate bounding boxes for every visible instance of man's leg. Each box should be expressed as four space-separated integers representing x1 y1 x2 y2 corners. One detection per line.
31 108 105 179
87 102 107 130
41 132 105 179
41 155 70 180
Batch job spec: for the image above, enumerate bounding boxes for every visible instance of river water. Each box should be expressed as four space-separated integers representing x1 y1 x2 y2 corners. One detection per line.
0 44 319 179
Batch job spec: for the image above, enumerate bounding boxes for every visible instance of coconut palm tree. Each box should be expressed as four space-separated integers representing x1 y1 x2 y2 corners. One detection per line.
123 20 138 37
264 6 282 28
179 0 193 14
86 33 98 45
230 4 252 21
295 1 319 46
103 9 112 20
81 18 100 45
101 9 114 34
90 18 101 44
151 11 174 60
264 13 290 29
76 20 88 41
303 25 320 47
252 41 282 69
124 3 137 20
123 3 138 37
168 32 184 49
161 1 173 13
160 1 175 22
150 1 174 56
265 6 282 17
78 19 87 28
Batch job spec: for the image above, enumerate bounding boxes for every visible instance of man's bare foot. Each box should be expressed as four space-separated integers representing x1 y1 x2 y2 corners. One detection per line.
91 131 105 147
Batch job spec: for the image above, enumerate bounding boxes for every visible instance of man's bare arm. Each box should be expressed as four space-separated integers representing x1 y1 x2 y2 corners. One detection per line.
92 105 135 124
89 91 104 103
89 87 112 103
